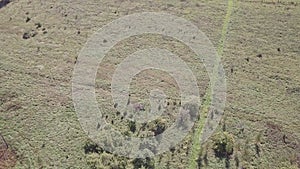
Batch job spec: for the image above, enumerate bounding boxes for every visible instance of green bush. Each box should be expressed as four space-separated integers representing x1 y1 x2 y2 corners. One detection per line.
212 132 234 158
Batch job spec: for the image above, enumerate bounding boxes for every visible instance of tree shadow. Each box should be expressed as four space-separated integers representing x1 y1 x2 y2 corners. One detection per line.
0 0 10 9
225 156 230 169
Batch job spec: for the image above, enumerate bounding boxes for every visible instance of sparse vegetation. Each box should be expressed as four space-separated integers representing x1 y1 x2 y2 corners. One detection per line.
0 134 16 168
0 0 299 168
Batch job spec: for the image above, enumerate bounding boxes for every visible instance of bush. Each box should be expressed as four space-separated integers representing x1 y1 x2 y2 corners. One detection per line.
128 121 136 133
152 119 166 136
84 140 103 154
133 157 155 169
182 102 199 120
212 132 234 158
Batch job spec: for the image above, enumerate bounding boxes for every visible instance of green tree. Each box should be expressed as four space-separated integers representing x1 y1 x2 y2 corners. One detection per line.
212 132 234 158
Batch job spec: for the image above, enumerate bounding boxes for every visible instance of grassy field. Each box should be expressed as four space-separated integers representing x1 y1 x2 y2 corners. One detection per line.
0 0 299 168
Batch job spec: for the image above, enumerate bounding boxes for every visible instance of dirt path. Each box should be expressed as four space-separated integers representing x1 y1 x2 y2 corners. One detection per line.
187 0 234 168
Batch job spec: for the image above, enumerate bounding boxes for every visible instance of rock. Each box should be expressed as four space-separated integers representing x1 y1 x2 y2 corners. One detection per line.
35 22 42 29
22 30 37 39
25 17 30 23
22 32 30 39
35 65 44 70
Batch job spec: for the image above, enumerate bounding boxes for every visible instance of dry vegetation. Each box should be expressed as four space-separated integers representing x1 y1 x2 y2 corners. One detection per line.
0 0 299 168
